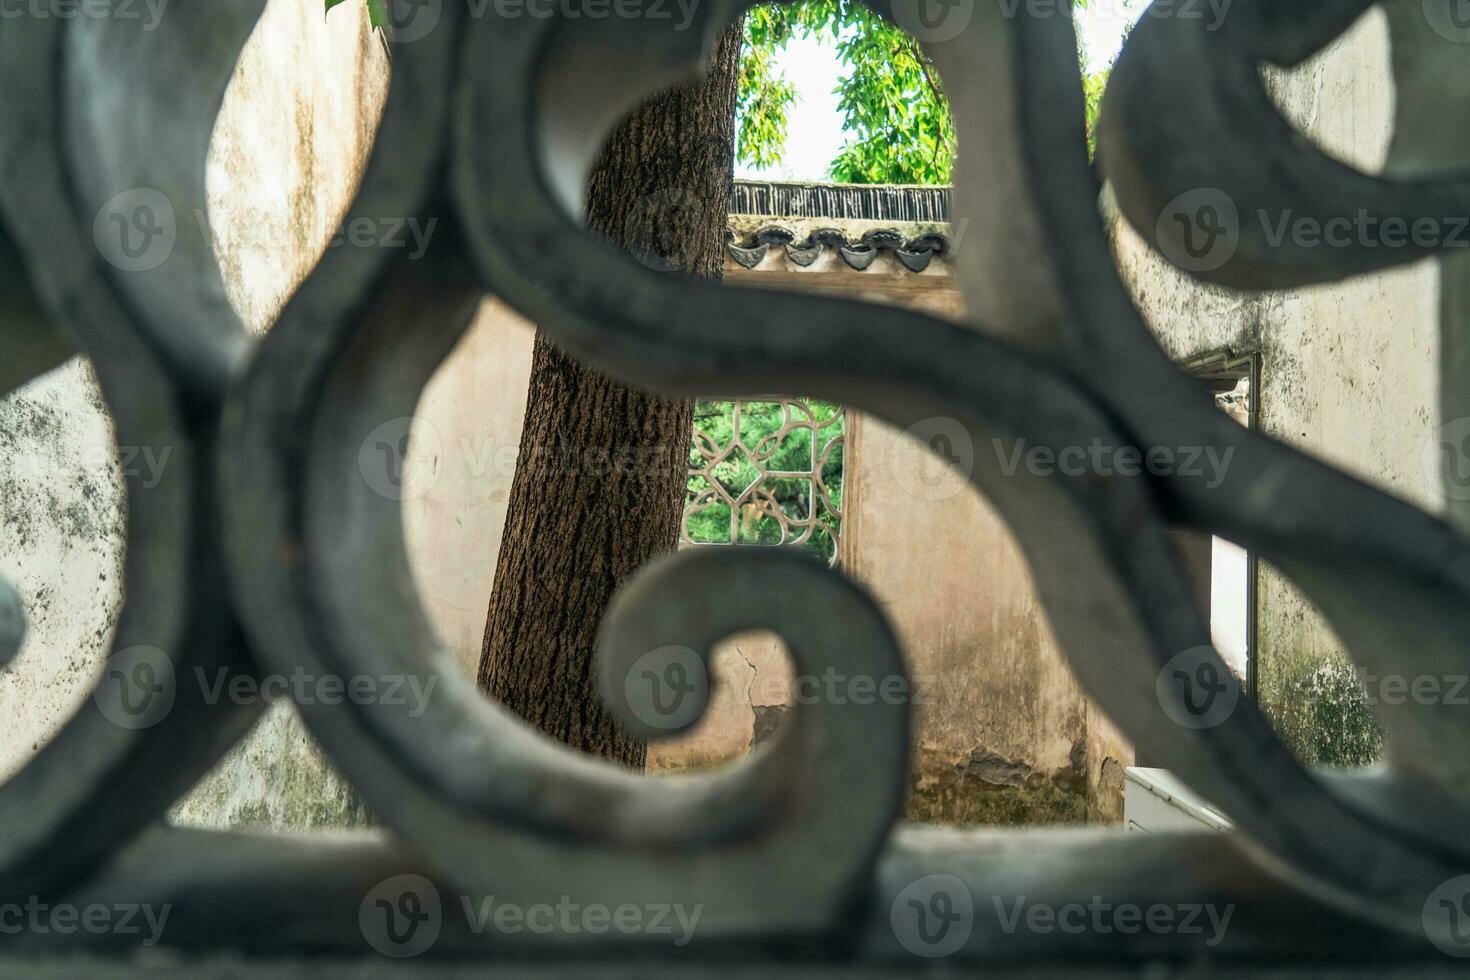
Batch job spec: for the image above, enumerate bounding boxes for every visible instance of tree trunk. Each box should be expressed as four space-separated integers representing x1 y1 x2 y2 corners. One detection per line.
476 26 743 769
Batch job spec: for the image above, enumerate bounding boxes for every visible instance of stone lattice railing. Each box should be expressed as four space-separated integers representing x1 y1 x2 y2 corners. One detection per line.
0 0 1467 974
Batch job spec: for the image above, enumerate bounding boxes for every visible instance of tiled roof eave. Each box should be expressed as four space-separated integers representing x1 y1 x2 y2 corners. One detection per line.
724 222 952 274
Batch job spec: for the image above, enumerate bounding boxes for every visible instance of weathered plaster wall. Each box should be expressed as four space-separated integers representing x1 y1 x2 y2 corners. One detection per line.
402 301 536 676
1114 12 1433 510
842 412 1092 825
206 0 391 338
1109 10 1437 762
0 0 390 828
176 0 389 829
0 364 123 780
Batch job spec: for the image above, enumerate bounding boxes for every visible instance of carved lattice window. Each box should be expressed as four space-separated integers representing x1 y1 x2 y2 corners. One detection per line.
683 399 845 564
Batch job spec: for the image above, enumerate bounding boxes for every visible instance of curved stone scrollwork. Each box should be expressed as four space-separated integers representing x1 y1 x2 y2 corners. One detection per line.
204 0 905 939
0 0 1465 967
452 0 1470 947
0 1 267 904
1089 0 1470 943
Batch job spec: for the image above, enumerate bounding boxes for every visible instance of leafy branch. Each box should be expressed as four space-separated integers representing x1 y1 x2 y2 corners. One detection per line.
739 0 1128 184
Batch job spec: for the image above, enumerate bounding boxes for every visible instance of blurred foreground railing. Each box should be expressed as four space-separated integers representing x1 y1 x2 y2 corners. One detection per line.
0 0 1466 974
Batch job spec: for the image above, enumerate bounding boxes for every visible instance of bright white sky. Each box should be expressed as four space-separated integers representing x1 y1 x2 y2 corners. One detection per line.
735 2 1145 181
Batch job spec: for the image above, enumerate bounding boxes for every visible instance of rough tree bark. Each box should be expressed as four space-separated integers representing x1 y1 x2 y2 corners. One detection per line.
476 27 744 769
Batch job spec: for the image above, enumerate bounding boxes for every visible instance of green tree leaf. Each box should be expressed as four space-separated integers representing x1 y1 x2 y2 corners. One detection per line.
325 0 388 29
739 0 1127 183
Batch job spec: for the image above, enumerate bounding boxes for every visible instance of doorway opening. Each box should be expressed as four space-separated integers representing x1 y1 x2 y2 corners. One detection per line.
1178 349 1259 698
